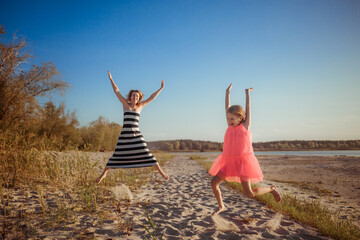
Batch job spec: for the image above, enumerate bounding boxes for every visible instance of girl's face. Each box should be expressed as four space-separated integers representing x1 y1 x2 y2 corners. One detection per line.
131 92 141 104
226 112 242 127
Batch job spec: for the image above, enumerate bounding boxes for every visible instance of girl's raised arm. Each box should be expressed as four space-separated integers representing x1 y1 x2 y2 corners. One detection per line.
140 80 164 107
243 88 254 130
108 70 127 105
225 83 232 112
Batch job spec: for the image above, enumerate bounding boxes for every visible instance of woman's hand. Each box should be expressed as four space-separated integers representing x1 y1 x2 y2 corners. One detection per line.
108 70 113 81
161 80 165 89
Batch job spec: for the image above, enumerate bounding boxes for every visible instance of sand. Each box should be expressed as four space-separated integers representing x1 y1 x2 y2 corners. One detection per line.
257 154 360 226
201 153 360 226
94 154 331 239
3 152 358 239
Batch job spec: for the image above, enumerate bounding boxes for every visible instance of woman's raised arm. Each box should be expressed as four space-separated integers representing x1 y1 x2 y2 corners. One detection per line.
140 80 164 107
108 70 127 105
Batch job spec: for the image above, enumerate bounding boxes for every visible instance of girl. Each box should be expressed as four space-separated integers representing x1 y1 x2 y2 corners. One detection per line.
96 71 169 184
209 84 281 216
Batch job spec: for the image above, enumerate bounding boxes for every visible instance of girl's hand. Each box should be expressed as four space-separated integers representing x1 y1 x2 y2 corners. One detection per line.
161 80 165 89
246 88 254 93
226 83 232 92
108 70 113 80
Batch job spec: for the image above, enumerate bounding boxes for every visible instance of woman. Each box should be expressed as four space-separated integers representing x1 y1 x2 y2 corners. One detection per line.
96 71 169 184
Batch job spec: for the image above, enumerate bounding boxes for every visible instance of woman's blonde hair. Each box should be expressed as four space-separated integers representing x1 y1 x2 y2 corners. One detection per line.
127 90 144 104
227 105 246 123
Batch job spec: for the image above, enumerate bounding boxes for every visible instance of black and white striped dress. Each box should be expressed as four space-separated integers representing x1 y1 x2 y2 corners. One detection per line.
106 111 158 168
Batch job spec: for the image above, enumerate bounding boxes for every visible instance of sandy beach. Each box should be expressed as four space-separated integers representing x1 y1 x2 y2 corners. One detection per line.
2 152 359 239
121 154 332 239
257 154 360 225
200 153 360 226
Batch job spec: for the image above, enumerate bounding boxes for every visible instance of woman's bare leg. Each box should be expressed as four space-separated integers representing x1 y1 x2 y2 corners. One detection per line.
96 167 110 184
211 176 226 216
155 164 170 180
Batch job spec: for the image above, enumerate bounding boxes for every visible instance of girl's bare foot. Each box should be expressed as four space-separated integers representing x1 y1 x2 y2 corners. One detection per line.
212 206 226 216
271 186 281 202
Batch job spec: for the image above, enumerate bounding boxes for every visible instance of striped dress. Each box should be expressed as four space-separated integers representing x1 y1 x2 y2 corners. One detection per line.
106 111 158 168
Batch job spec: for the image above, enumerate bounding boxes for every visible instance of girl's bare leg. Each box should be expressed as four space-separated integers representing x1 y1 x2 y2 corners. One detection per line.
270 186 281 202
211 176 226 216
155 164 170 180
241 181 281 202
96 167 110 184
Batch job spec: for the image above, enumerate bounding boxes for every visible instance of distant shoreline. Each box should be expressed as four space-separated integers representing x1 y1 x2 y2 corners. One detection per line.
150 149 360 157
148 139 360 152
153 149 360 152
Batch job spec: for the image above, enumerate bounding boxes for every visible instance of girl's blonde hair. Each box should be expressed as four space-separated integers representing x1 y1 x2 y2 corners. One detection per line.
127 90 144 104
227 105 246 123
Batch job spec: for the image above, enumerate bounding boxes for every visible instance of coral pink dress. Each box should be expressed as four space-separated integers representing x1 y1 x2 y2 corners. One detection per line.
209 124 263 183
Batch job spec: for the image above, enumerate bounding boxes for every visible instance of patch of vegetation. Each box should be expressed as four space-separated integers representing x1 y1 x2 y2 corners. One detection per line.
0 151 172 239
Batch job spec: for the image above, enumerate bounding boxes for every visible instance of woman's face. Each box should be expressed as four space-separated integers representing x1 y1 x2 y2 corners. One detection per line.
131 92 141 104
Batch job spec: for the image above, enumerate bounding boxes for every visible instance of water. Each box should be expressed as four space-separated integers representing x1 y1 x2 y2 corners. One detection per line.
254 150 360 157
173 150 360 157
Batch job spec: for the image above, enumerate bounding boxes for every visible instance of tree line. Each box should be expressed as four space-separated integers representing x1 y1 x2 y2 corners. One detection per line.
148 140 223 152
253 140 360 151
148 139 360 152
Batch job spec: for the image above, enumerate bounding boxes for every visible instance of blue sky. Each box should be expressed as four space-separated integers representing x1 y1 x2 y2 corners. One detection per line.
1 0 359 142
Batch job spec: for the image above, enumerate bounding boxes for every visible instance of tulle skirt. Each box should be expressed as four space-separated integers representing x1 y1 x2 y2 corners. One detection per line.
209 152 263 183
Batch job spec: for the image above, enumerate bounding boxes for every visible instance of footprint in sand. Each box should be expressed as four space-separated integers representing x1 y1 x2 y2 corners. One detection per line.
211 215 240 231
264 214 281 231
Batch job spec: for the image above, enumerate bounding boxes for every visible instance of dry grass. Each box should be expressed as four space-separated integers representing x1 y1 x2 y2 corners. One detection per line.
0 135 173 239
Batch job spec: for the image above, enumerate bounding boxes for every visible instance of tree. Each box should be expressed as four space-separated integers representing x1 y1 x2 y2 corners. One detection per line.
35 101 80 150
163 142 174 151
79 116 122 151
0 25 69 131
174 141 180 150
